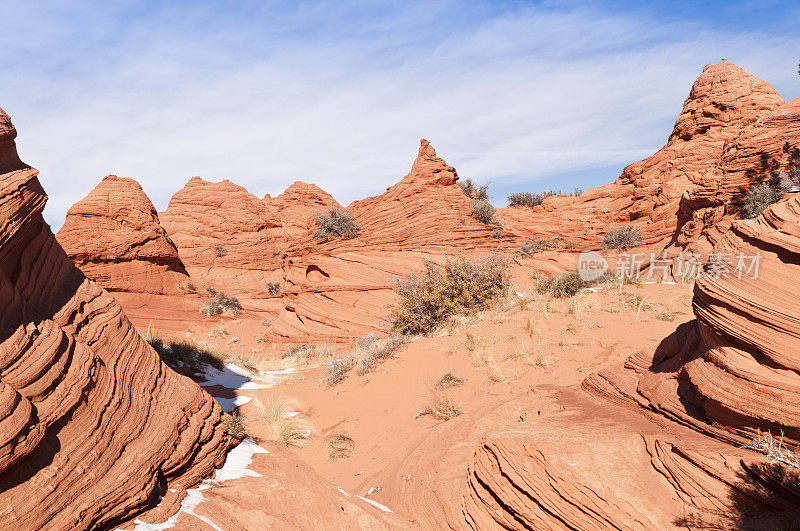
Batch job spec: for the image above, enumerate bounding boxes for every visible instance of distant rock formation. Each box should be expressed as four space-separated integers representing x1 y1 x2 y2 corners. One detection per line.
265 180 341 238
0 107 229 530
502 60 798 256
56 175 190 294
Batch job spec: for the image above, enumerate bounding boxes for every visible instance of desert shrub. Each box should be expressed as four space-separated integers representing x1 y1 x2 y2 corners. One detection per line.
200 291 242 316
434 372 465 389
742 430 800 469
743 182 784 219
517 236 575 257
572 187 584 197
180 282 197 293
326 356 356 386
314 207 360 241
356 335 409 375
507 190 558 208
471 199 499 225
329 434 355 460
231 353 261 373
491 229 505 239
458 178 489 200
392 255 510 335
601 226 643 251
266 281 282 295
261 318 273 327
534 270 602 298
206 286 217 296
145 334 226 378
224 413 248 439
254 397 314 447
215 244 228 257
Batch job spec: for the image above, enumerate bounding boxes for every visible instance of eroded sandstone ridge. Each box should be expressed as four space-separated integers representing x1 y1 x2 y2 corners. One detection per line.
57 175 190 294
0 108 229 530
502 60 799 256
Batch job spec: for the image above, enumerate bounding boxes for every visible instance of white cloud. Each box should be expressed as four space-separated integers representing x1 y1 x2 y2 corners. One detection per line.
0 1 798 229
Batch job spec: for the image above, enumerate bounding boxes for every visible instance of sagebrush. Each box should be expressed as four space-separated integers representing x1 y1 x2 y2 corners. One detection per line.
314 207 360 241
200 291 242 316
601 226 643 251
471 199 499 225
458 178 489 200
392 255 510 335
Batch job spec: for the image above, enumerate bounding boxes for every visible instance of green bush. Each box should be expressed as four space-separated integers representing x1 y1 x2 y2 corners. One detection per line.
392 255 510 335
314 207 360 241
601 226 643 251
458 178 489 200
200 291 242 316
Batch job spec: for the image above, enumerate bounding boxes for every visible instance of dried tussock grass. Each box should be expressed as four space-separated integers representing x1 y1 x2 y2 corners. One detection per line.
254 397 314 447
418 391 462 421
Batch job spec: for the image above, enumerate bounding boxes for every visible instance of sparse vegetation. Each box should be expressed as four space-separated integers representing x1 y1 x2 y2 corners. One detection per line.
254 397 314 447
392 255 511 335
326 356 357 386
329 434 355 460
144 334 226 378
314 207 360 241
533 270 602 298
215 244 228 257
231 353 261 373
655 311 675 322
491 229 505 239
601 226 643 251
224 412 248 439
179 282 197 293
200 291 242 316
507 190 557 207
266 281 282 295
261 318 273 327
742 430 800 470
741 145 800 219
206 286 217 296
471 199 499 225
458 178 489 200
517 236 576 257
418 391 461 421
434 372 465 389
355 334 409 375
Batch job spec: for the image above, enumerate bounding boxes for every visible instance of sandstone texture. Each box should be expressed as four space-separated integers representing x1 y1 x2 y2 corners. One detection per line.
264 180 341 238
502 60 798 257
57 175 190 294
0 108 230 530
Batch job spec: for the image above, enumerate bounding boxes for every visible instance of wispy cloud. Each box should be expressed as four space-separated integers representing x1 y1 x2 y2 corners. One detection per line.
1 1 799 228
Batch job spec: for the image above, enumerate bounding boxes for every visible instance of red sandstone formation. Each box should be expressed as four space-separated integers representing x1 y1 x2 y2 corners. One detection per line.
265 180 341 238
0 108 230 530
587 191 800 446
159 177 284 290
502 60 797 256
56 175 190 294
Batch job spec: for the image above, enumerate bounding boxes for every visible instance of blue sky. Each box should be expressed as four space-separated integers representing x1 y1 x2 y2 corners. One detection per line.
2 1 799 228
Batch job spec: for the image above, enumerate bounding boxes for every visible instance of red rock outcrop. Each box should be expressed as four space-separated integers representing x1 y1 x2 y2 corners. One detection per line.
0 108 229 530
587 191 800 446
265 180 341 238
160 177 284 290
502 60 796 257
56 175 190 294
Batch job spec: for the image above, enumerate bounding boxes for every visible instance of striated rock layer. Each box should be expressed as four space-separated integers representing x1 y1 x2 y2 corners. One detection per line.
502 60 798 256
0 108 229 530
57 175 190 294
587 191 800 446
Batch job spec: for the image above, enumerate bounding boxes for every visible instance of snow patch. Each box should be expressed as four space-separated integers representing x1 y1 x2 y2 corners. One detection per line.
357 495 393 513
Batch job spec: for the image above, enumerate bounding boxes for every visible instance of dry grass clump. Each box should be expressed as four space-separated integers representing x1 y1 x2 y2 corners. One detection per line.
314 207 360 241
355 334 409 375
254 397 314 447
144 333 226 378
601 226 643 251
329 434 355 460
434 372 465 390
224 412 248 439
418 391 462 421
259 343 334 371
231 353 261 373
392 255 511 335
487 360 517 382
326 356 357 386
215 244 228 257
200 291 242 316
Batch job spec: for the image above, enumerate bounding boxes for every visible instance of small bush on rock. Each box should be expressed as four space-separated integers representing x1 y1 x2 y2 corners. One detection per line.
200 291 242 316
215 244 228 257
471 199 499 225
533 270 605 298
392 255 510 335
314 207 360 241
266 281 282 295
458 178 489 200
508 190 559 207
144 334 226 378
601 226 643 251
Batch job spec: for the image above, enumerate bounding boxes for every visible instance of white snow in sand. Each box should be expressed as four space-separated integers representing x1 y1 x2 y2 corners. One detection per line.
357 495 393 513
124 438 268 531
199 363 293 390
